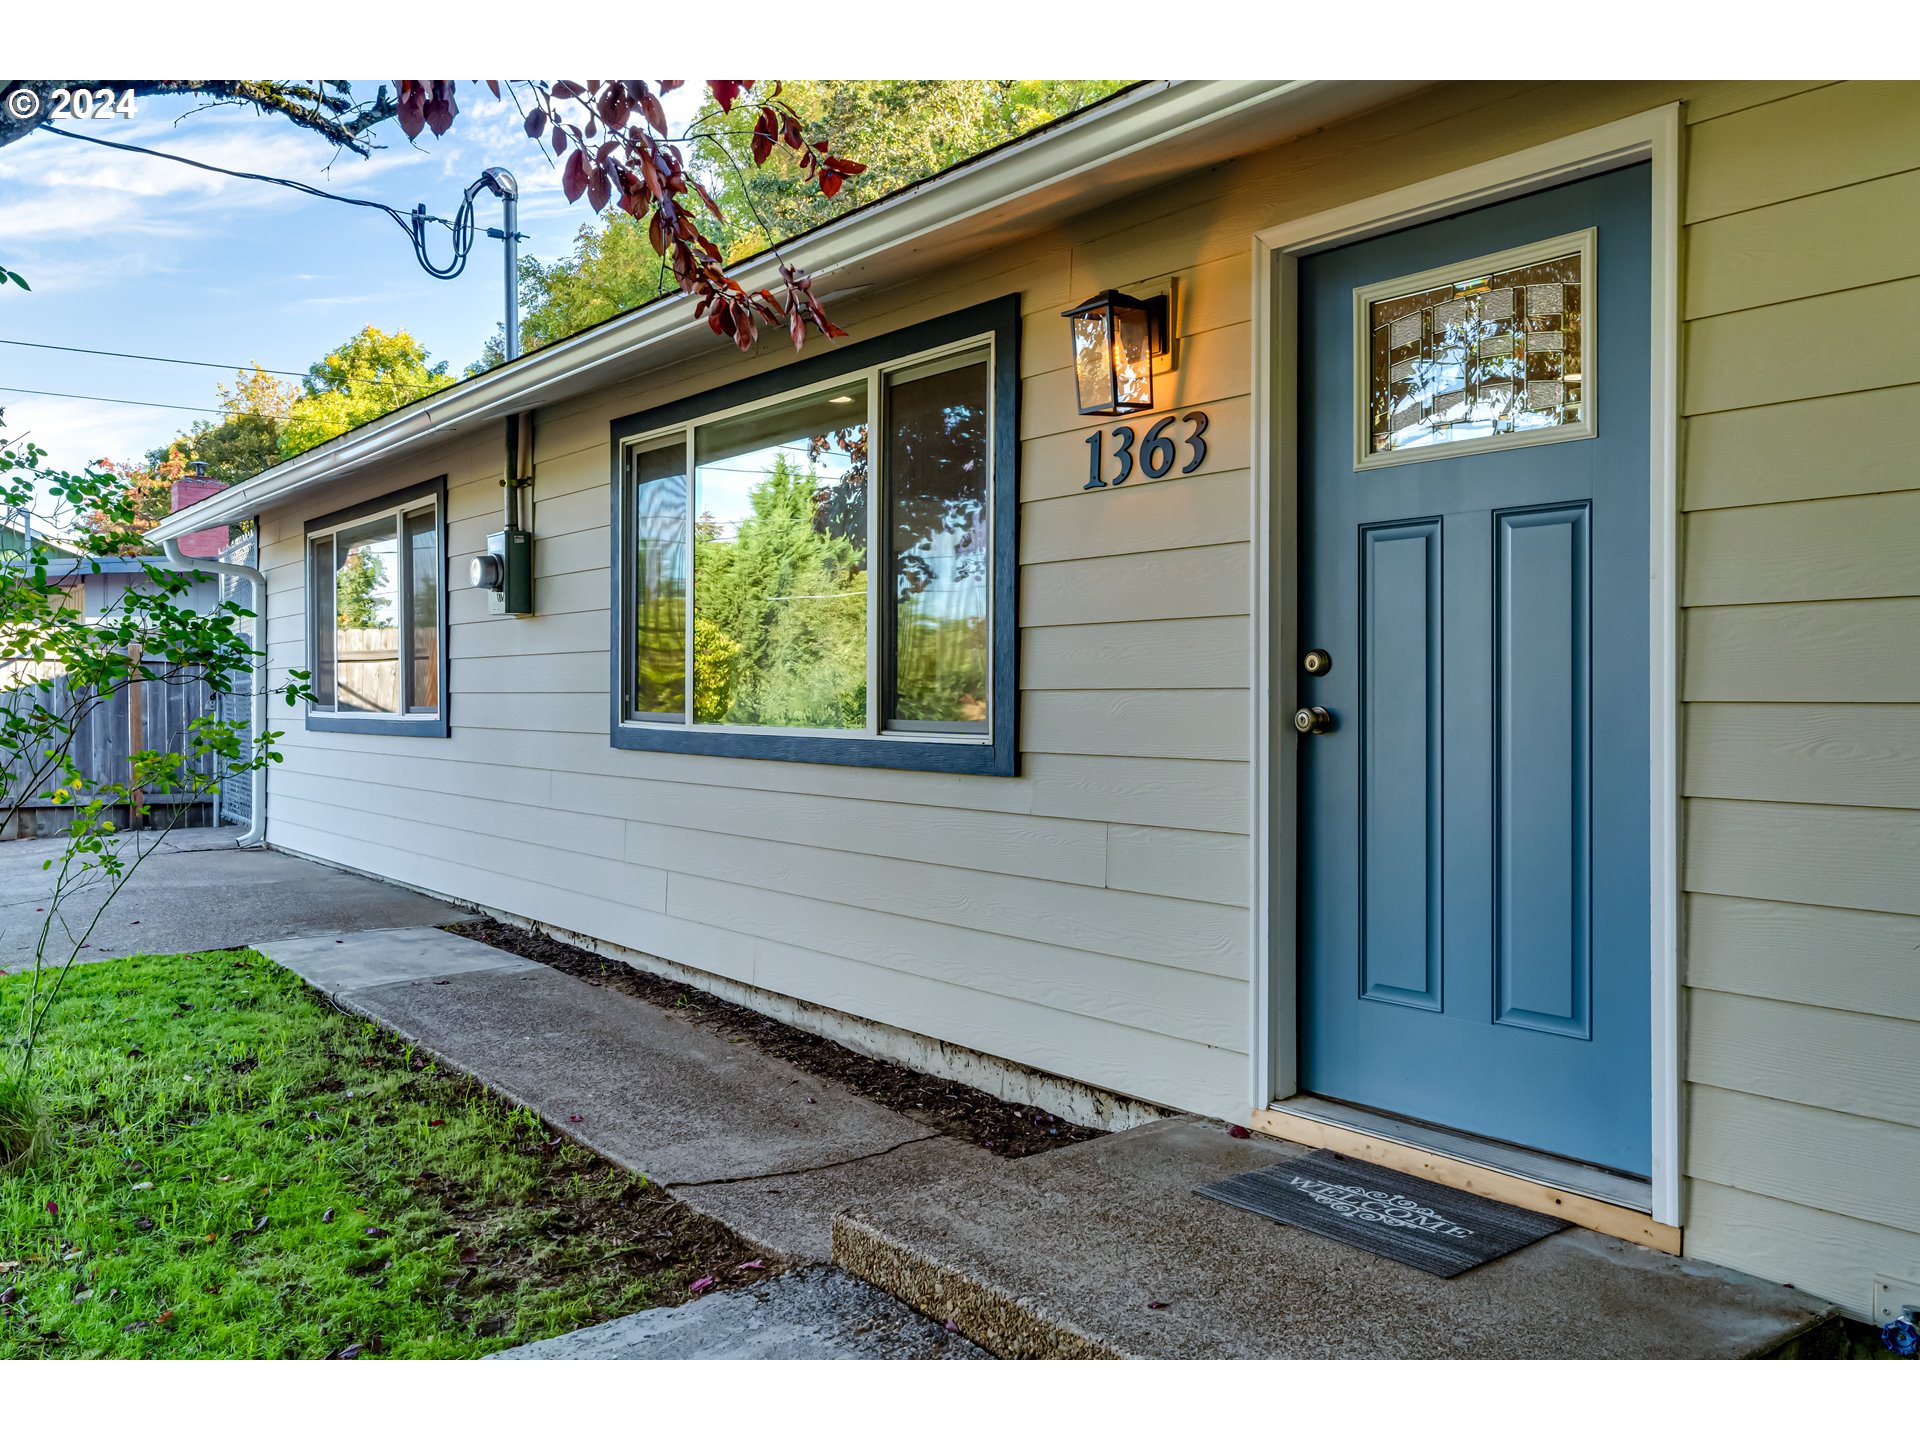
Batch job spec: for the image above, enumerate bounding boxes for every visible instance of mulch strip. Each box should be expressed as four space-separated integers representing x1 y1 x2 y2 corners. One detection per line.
444 919 1102 1159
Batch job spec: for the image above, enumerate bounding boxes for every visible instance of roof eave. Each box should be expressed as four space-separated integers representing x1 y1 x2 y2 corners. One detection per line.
150 78 1378 542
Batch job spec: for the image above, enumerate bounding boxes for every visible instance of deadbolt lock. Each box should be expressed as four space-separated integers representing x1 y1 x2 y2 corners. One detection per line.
1293 705 1334 736
1302 648 1332 676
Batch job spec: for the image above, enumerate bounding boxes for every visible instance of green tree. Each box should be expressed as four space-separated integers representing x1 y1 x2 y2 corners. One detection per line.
690 615 739 723
281 327 455 458
474 81 1129 369
693 455 866 729
695 80 1131 259
333 549 387 630
158 365 301 482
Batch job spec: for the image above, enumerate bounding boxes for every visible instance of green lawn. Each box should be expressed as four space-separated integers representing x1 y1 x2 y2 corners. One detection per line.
0 949 762 1358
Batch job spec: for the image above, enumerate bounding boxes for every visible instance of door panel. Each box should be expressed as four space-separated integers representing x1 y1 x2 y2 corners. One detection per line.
1296 164 1652 1176
1359 519 1442 1010
1494 503 1591 1038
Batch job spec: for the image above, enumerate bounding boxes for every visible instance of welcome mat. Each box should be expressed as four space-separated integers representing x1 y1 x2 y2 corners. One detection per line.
1196 1149 1568 1277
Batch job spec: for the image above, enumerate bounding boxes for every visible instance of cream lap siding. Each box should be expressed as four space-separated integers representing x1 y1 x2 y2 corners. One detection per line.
254 80 1917 1316
257 213 1258 1122
1677 79 1920 1316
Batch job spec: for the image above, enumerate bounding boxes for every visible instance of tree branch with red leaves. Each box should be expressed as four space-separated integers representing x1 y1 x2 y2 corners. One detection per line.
392 80 865 353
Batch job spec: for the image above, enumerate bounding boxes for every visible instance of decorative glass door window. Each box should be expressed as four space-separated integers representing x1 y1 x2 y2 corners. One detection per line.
1352 229 1596 469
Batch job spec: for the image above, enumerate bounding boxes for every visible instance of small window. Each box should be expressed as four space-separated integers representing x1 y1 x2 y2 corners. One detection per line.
1354 228 1596 469
611 297 1017 775
304 478 448 737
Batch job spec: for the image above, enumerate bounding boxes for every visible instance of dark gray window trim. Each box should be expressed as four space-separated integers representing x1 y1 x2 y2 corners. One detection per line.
608 295 1019 776
302 475 450 739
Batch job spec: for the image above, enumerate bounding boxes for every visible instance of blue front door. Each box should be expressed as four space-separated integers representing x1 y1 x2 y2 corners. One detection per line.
1297 165 1652 1176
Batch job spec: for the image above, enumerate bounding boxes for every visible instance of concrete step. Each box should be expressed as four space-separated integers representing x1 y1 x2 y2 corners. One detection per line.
832 1118 1838 1359
491 1266 986 1360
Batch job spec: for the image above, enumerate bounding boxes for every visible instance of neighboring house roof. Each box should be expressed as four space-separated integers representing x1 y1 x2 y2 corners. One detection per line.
151 79 1416 543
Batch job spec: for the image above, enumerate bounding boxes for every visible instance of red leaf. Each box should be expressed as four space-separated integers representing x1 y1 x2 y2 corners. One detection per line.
640 88 667 134
1226 1123 1252 1140
587 165 611 213
598 87 630 130
45 1200 58 1219
819 171 843 199
552 123 567 156
524 108 547 139
568 1114 584 1123
750 107 777 166
688 1275 717 1294
395 86 425 141
423 82 458 137
659 80 684 95
487 80 502 100
689 178 724 222
734 1259 766 1272
1147 1301 1170 1310
562 150 588 204
708 81 744 113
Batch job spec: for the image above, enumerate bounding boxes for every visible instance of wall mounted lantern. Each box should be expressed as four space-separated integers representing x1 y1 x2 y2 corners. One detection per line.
1062 289 1170 416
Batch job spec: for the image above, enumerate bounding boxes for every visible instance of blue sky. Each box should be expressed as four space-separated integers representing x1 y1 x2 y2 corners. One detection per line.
0 82 703 487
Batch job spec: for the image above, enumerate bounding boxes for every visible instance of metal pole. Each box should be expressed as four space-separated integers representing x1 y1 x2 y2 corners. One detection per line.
503 185 520 362
481 167 522 362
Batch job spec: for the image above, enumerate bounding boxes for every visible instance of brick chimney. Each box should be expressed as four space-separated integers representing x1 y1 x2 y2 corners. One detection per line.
169 461 229 558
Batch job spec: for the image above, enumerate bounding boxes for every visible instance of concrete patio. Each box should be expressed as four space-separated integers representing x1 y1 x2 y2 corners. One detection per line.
0 825 471 967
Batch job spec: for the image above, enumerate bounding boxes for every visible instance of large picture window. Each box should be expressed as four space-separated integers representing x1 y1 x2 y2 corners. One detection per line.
304 477 448 737
611 297 1017 775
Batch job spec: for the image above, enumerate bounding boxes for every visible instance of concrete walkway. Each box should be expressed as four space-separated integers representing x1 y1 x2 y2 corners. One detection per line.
0 826 471 967
265 925 1003 1262
263 921 1836 1361
265 923 988 1359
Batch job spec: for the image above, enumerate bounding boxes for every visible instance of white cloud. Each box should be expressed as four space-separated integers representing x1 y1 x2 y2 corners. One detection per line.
1 390 202 474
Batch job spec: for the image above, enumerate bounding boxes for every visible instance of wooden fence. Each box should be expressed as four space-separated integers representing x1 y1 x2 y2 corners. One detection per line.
2 665 218 812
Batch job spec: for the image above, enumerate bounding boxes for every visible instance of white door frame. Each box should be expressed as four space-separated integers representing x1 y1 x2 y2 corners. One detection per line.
1247 105 1685 1226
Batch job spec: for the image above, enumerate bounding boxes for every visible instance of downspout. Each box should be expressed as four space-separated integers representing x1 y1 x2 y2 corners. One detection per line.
155 532 270 848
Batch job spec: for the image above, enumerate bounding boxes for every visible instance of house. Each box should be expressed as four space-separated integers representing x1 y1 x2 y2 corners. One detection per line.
148 80 1920 1324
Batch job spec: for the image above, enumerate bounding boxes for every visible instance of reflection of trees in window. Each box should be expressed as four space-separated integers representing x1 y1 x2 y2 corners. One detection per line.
335 549 388 629
633 447 688 718
694 454 868 730
886 358 989 727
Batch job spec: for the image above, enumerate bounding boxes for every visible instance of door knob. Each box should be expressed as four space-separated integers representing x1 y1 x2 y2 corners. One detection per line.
1293 706 1334 735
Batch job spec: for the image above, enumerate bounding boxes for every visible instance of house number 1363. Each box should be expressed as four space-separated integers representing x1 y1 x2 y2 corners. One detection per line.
1084 411 1209 489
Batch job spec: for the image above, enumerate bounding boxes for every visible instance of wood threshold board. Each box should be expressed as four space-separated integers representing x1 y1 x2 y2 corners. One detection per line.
1248 1104 1682 1255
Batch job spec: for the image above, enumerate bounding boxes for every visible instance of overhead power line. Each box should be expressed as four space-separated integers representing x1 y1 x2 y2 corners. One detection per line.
0 338 307 378
40 125 521 297
41 124 455 239
0 385 224 414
